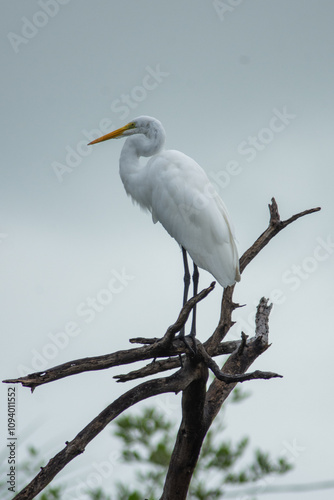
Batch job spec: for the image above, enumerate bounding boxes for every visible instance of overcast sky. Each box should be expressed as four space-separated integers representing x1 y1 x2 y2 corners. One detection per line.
1 1 334 499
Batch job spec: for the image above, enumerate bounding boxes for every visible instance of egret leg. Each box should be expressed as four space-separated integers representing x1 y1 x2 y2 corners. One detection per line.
189 263 199 339
180 247 190 339
178 248 197 356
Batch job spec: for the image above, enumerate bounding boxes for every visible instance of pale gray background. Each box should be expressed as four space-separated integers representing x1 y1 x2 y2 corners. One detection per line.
1 1 333 498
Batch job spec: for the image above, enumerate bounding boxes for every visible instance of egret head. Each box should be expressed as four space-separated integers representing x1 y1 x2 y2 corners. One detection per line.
88 116 165 146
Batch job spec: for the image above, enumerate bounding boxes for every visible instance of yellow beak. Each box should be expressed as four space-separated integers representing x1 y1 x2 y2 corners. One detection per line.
88 123 133 145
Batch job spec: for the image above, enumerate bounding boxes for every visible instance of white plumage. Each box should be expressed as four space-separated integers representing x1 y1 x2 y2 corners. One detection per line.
89 116 240 288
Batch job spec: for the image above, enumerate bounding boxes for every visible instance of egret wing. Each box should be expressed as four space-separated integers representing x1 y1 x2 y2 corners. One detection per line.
148 150 240 286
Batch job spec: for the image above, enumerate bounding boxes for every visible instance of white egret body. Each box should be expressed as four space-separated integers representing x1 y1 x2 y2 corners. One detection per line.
89 116 240 290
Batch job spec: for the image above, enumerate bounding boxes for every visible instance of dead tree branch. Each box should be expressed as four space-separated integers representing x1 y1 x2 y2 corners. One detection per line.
204 296 278 430
239 198 320 273
160 358 209 499
158 295 280 498
114 340 240 382
205 198 320 348
3 198 320 500
196 342 281 383
13 363 202 500
4 283 215 391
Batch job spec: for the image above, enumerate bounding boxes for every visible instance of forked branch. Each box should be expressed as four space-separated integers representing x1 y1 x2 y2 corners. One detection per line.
205 198 320 348
240 198 320 273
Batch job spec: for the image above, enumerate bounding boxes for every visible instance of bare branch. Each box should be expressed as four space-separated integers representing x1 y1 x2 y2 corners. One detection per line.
114 340 240 382
203 294 276 430
3 282 216 391
160 294 280 500
13 364 203 500
159 194 321 500
239 198 321 273
114 357 182 382
204 284 237 348
160 358 208 500
205 198 320 349
5 198 320 500
196 342 282 384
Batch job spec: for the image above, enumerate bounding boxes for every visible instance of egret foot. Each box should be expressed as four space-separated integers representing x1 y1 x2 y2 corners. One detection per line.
188 329 197 354
178 329 196 356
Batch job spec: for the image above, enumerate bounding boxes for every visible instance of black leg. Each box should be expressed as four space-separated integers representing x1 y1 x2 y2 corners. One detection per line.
180 247 190 339
190 262 199 339
179 249 199 356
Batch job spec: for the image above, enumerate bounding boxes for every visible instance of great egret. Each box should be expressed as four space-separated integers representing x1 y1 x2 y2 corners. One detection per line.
88 116 240 340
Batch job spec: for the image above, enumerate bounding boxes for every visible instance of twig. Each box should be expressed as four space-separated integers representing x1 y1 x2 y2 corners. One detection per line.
196 343 282 384
236 332 248 356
